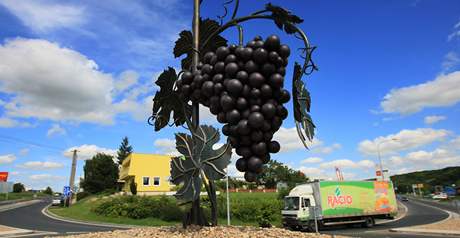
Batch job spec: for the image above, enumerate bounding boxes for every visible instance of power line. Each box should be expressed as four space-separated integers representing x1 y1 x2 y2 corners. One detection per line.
0 134 66 152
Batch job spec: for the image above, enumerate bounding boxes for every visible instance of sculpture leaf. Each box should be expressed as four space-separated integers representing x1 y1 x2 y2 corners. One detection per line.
292 63 315 144
151 67 191 131
265 3 304 35
170 125 232 202
174 18 228 70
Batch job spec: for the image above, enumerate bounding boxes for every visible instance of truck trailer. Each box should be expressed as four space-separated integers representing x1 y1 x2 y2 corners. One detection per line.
282 181 398 231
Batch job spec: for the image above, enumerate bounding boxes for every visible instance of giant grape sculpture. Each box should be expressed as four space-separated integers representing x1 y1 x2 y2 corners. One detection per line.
176 35 291 182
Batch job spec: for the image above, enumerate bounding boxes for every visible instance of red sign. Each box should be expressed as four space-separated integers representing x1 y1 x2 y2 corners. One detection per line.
0 172 8 182
376 170 382 176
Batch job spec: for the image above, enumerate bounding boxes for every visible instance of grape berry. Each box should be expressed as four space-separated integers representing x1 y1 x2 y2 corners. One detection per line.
177 35 290 182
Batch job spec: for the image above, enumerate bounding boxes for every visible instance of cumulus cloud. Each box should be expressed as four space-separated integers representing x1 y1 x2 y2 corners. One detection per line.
387 148 460 171
63 144 116 160
0 0 86 33
424 115 447 125
319 159 375 170
115 70 139 92
358 128 450 156
17 161 64 170
0 38 115 124
47 124 67 137
273 127 340 154
0 154 16 164
301 157 323 164
380 71 460 115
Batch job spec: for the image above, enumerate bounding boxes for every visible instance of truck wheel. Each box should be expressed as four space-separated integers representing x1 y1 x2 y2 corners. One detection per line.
362 217 374 228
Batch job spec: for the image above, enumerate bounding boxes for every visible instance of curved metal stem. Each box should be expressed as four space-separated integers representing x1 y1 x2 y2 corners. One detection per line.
230 0 239 19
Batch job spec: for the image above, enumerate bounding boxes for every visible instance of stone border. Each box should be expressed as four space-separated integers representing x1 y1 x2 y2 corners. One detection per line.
43 204 140 229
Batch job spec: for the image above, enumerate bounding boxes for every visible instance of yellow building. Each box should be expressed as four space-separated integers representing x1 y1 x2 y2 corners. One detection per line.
119 153 174 195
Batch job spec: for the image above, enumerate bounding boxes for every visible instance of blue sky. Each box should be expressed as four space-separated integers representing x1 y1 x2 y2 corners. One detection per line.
0 0 459 191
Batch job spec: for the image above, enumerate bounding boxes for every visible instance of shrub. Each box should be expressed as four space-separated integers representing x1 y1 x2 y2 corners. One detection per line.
77 191 90 201
92 195 183 221
277 187 291 200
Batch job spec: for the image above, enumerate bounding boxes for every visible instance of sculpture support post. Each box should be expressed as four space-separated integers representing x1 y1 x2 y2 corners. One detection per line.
192 0 200 129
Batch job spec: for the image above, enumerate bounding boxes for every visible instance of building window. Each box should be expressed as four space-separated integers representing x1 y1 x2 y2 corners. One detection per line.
153 177 160 186
142 177 150 186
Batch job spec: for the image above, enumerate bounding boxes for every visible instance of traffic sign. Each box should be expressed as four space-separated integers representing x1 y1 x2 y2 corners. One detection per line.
63 186 71 197
0 172 8 182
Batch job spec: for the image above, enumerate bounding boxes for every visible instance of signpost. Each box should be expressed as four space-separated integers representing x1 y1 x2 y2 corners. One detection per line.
63 185 71 206
0 172 8 182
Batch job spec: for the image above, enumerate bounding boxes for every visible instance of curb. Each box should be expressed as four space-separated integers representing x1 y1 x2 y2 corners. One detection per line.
0 227 35 236
43 205 139 229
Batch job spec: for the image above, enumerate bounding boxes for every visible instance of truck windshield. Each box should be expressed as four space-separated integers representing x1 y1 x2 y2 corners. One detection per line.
284 197 300 210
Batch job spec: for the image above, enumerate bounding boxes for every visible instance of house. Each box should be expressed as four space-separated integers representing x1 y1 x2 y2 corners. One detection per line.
119 153 174 195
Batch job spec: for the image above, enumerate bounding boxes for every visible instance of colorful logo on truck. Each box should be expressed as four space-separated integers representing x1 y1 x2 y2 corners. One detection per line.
327 186 353 208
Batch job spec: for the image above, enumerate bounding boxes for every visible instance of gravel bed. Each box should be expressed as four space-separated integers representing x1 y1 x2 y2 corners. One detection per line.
50 226 348 238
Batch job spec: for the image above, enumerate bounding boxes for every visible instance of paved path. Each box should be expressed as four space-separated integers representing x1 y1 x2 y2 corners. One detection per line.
0 199 120 237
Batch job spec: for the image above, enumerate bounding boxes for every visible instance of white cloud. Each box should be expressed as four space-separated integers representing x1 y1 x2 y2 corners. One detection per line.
301 157 323 164
442 52 460 71
29 174 65 181
0 38 115 124
358 128 450 156
273 127 339 154
299 167 326 178
115 70 138 92
0 117 33 128
0 0 85 33
63 144 116 160
448 21 460 41
47 124 67 137
319 159 357 169
388 148 460 170
380 71 460 115
0 154 16 164
424 115 446 125
17 161 64 170
153 138 180 156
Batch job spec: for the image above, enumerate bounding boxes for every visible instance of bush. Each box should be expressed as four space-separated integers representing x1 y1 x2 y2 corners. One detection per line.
217 193 283 227
13 183 25 193
92 195 183 221
277 187 291 200
76 191 90 201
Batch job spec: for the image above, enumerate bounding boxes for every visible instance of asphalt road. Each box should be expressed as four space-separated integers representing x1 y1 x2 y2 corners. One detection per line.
322 198 452 238
0 199 120 237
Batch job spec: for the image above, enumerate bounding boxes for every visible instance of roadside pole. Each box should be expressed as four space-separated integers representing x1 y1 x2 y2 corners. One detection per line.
226 173 230 225
314 206 318 234
68 150 78 206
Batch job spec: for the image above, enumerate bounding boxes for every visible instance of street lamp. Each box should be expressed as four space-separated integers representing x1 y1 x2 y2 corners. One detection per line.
376 138 398 181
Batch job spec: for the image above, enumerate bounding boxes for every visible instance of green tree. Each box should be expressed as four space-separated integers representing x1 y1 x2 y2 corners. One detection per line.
43 186 53 195
13 183 25 193
258 160 309 189
81 153 119 194
117 136 133 165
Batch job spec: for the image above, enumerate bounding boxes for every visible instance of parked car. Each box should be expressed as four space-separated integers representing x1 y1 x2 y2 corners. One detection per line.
51 195 62 206
400 196 409 201
432 193 448 200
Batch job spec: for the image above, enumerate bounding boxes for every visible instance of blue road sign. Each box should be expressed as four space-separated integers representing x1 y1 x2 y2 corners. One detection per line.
63 186 71 197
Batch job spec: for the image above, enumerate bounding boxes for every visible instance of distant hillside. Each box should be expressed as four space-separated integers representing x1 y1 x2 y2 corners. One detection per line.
390 166 460 194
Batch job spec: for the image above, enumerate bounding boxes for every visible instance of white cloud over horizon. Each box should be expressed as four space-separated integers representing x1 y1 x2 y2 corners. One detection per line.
358 128 450 156
380 71 460 115
63 144 116 160
0 154 16 164
17 161 64 170
424 115 447 125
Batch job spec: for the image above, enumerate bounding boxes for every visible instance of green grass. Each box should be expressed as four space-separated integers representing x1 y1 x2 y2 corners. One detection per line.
0 192 46 201
48 192 281 227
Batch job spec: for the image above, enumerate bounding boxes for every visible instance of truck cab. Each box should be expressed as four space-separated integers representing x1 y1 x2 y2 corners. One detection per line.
281 184 317 231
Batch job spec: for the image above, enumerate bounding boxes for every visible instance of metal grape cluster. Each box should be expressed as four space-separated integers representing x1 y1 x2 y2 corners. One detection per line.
176 35 291 182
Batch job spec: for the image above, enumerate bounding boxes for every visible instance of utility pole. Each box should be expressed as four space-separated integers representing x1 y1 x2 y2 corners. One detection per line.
68 149 78 205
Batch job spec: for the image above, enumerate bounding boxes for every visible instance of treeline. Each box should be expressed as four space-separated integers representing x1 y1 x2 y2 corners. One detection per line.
390 166 460 194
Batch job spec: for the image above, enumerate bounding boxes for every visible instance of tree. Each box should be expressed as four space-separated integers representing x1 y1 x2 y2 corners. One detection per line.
44 186 53 195
81 153 119 194
13 183 25 193
117 136 133 165
258 160 309 189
